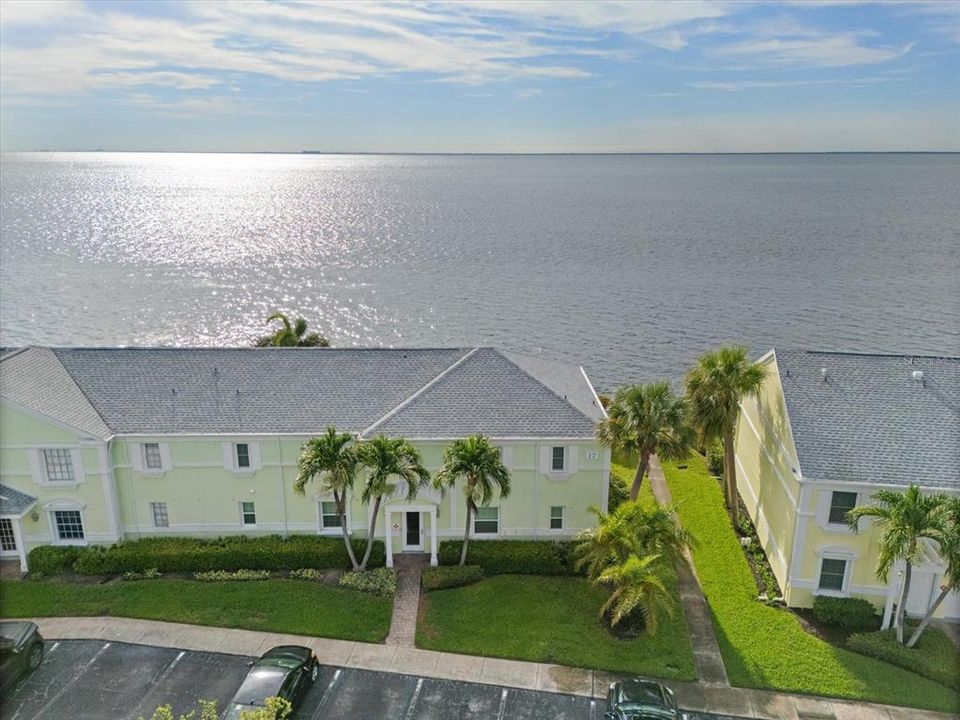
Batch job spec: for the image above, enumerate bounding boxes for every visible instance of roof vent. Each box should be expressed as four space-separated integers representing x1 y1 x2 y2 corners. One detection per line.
912 370 924 383
820 367 828 382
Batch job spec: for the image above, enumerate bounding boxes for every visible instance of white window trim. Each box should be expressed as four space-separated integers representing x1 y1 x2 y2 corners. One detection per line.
814 546 858 598
317 499 344 535
815 487 866 534
29 448 85 488
239 501 257 528
44 499 88 546
150 501 169 528
223 442 261 474
135 442 171 475
540 445 579 476
473 506 500 536
549 505 564 532
551 446 566 472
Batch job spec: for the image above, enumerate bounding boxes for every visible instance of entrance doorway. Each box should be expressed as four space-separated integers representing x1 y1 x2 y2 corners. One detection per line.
404 511 423 551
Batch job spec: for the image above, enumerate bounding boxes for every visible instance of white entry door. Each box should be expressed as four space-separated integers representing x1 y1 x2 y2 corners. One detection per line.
403 511 424 551
906 571 937 617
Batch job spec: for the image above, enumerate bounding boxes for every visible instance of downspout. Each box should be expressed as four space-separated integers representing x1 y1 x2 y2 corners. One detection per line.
123 440 142 539
532 440 540 539
277 438 289 539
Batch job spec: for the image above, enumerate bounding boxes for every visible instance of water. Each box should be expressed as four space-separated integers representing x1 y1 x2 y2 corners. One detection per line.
1 152 957 390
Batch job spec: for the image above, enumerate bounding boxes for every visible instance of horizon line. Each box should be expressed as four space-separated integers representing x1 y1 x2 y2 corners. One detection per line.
4 149 959 156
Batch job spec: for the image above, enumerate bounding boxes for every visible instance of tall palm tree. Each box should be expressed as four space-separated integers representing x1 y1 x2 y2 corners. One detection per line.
597 553 673 632
293 427 360 570
596 382 694 501
847 485 950 644
255 312 329 347
355 435 431 571
574 500 695 581
433 435 511 565
907 497 960 648
684 346 765 525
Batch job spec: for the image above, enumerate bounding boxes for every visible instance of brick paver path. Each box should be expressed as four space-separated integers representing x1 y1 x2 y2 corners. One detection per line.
648 455 731 688
386 553 425 647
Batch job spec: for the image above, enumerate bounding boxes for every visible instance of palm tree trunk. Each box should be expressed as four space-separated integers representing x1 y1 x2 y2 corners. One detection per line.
906 585 950 648
895 561 912 644
460 504 472 566
335 490 359 571
723 431 738 526
360 495 382 572
630 452 650 501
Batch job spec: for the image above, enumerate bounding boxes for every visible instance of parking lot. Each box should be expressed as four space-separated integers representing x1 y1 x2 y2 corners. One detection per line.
1 640 743 720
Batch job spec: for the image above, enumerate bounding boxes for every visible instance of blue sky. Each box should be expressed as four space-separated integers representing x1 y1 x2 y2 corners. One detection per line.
1 0 958 152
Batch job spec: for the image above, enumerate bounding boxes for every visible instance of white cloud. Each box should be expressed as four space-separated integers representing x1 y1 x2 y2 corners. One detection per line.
692 76 901 91
0 0 86 26
710 35 915 67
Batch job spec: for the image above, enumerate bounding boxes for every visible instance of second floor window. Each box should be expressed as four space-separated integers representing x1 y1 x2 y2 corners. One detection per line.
828 491 858 525
144 443 163 470
551 446 566 471
43 449 75 482
235 443 251 469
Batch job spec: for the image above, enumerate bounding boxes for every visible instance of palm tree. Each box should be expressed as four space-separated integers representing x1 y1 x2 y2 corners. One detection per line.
907 497 960 648
684 346 765 525
574 500 695 581
847 485 950 644
597 553 673 632
255 312 329 347
596 382 694 501
293 427 360 570
433 435 511 565
355 435 431 571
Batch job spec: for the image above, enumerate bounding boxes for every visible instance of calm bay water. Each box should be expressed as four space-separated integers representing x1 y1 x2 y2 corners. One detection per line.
1 152 957 390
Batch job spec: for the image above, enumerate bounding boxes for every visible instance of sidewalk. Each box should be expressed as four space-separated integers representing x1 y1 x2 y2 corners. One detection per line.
27 616 956 720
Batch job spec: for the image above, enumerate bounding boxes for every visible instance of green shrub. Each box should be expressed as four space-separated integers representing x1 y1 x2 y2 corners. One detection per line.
421 565 483 590
706 440 724 477
64 535 384 575
848 626 960 691
289 568 324 581
812 596 879 630
28 546 81 576
193 569 271 582
437 540 575 575
122 568 162 581
608 473 630 512
338 568 396 596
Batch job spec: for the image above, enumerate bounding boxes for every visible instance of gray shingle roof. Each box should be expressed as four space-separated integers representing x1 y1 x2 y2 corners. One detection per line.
0 484 37 517
0 347 602 438
774 350 959 490
0 348 112 439
373 348 600 438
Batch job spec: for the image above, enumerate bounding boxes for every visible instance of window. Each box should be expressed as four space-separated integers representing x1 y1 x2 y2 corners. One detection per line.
151 502 169 528
54 510 84 540
474 506 499 534
43 449 75 482
144 443 163 470
550 506 563 530
551 446 566 471
0 519 15 552
828 491 858 525
818 558 847 592
235 444 251 469
320 501 341 529
241 502 256 525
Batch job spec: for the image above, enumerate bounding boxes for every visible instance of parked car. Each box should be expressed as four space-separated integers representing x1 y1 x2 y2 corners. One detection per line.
605 678 688 720
0 621 44 691
222 645 319 720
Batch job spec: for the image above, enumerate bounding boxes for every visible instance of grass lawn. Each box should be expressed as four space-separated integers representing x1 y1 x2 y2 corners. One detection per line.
661 454 960 713
0 578 392 643
417 482 696 680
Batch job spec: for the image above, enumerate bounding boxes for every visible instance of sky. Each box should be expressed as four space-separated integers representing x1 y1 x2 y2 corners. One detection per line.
0 0 958 152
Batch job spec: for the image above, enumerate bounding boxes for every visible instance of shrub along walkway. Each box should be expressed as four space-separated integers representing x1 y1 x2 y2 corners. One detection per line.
386 554 425 647
648 455 730 688
23 616 957 720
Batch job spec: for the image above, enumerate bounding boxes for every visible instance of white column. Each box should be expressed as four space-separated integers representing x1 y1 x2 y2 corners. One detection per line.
430 507 438 567
882 564 901 629
12 518 27 572
385 508 393 568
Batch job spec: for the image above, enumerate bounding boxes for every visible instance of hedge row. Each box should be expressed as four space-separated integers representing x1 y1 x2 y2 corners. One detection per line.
812 596 879 630
29 535 385 576
437 540 578 576
848 627 960 691
421 565 483 591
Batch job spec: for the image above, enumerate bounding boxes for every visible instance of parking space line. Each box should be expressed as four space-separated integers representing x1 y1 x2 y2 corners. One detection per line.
402 678 423 720
27 642 111 720
496 688 508 720
153 650 186 686
313 667 342 714
48 642 60 655
589 699 596 720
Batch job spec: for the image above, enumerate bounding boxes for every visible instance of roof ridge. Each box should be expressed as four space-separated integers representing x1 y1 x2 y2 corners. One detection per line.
48 348 114 436
0 347 30 362
360 347 480 437
777 349 960 360
48 346 471 352
493 348 601 425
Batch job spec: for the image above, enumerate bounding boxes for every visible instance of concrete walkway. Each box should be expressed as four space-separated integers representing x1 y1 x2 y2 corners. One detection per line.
386 553 425 647
648 455 730 688
24 616 956 720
